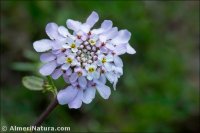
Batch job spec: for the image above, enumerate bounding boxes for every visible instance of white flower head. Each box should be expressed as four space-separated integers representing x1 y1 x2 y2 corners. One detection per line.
33 11 136 109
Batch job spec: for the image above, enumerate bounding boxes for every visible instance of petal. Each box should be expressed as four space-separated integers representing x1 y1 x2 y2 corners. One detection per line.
126 43 136 54
106 54 113 62
105 72 115 83
66 68 72 75
51 68 63 79
80 23 90 33
113 44 127 55
69 72 78 83
82 87 96 104
39 61 57 76
68 90 83 109
92 20 113 34
92 71 100 79
78 76 87 88
57 55 66 64
104 63 113 71
45 22 59 40
111 30 131 44
101 20 113 31
99 74 106 84
66 19 81 32
40 53 56 63
57 86 78 105
33 39 53 52
71 48 78 53
96 83 111 99
105 43 115 50
103 27 118 40
114 56 123 67
58 26 70 37
61 64 70 70
86 11 99 28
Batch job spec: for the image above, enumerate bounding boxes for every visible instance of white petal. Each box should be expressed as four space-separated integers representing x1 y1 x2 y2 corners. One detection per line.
39 61 57 76
51 69 63 79
86 11 99 28
33 39 53 52
68 90 83 109
114 56 123 67
40 53 56 63
82 87 96 104
71 48 78 53
66 19 81 32
114 44 127 55
78 76 87 88
58 26 69 37
96 83 111 99
61 64 70 70
69 72 78 83
111 30 131 44
57 86 78 105
45 23 59 40
126 43 136 54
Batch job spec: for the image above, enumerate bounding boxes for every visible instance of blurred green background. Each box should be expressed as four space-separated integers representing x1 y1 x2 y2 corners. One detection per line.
1 1 199 132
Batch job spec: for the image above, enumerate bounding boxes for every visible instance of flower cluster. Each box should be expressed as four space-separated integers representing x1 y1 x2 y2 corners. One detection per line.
33 11 136 109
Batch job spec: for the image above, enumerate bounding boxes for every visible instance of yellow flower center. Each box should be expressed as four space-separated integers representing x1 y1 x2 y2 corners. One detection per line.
89 39 96 45
66 58 72 64
102 58 107 64
71 43 76 48
78 72 82 76
88 67 95 73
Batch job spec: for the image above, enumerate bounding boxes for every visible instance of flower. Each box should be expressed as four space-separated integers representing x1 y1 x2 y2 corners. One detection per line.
33 11 136 109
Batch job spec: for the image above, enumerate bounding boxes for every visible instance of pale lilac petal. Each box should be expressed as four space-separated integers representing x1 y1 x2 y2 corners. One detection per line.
113 44 127 55
78 76 87 88
106 54 113 62
99 74 106 84
45 23 60 40
126 43 136 54
103 27 118 39
39 61 57 76
92 71 100 79
80 23 90 33
114 56 123 67
105 72 115 83
69 72 78 83
58 26 69 37
63 74 70 83
96 83 111 99
57 86 78 105
82 87 96 104
104 63 113 71
92 20 113 34
51 68 63 79
66 68 72 75
66 19 81 32
61 64 70 70
105 43 115 50
68 90 83 109
86 11 99 28
33 39 53 52
111 30 131 44
40 53 56 63
57 55 66 64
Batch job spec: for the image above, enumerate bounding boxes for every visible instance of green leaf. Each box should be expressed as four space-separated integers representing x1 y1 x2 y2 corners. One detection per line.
22 76 44 91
